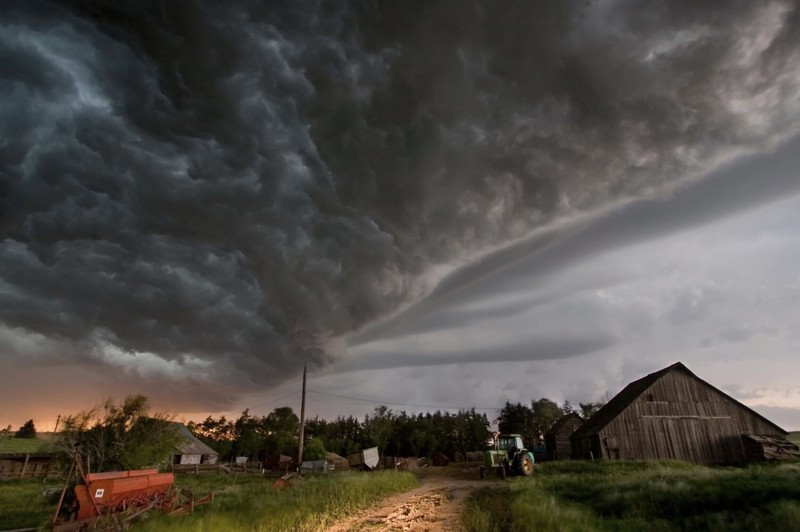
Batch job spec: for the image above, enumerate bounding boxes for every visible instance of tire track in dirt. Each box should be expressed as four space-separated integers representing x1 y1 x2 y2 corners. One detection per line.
325 466 497 532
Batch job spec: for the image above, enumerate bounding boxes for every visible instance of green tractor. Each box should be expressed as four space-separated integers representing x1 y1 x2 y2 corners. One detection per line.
480 433 535 479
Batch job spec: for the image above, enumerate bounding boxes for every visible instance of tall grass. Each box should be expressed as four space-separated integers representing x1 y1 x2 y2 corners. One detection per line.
0 471 417 532
132 471 418 532
461 460 800 532
0 478 64 529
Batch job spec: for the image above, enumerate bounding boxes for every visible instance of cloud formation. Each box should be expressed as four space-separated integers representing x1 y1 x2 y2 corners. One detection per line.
2 0 800 407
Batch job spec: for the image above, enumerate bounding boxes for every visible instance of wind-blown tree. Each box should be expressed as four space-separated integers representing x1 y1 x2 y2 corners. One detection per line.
57 395 180 472
15 419 36 439
188 416 235 459
579 399 608 419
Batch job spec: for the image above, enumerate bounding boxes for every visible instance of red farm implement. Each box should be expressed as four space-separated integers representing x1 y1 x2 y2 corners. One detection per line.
50 452 213 531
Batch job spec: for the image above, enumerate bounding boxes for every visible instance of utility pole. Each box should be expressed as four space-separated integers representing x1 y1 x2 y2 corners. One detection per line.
297 363 307 469
50 415 60 453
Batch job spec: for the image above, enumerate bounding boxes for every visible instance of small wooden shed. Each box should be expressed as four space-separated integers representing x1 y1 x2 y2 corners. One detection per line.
326 452 348 471
570 362 791 465
545 413 584 461
171 423 219 465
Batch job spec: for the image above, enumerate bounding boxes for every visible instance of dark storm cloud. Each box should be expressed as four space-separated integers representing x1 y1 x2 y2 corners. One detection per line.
353 131 800 346
2 0 800 403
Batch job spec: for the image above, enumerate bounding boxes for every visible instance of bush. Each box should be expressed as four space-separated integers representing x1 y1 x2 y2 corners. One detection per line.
304 438 327 461
14 420 36 439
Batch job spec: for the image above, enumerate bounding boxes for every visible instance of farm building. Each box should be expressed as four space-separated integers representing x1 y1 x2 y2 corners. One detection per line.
570 362 796 465
171 422 219 465
545 413 584 461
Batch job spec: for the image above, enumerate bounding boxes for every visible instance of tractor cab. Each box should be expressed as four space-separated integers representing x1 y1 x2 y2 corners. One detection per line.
498 435 525 459
481 433 534 480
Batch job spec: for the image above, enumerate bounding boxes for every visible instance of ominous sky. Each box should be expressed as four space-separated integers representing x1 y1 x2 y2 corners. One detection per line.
2 0 800 429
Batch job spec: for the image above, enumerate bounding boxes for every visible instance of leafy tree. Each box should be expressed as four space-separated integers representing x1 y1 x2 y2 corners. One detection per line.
497 401 537 447
265 430 296 457
15 419 36 439
265 407 299 434
531 398 564 441
363 406 395 456
303 438 327 461
232 409 263 460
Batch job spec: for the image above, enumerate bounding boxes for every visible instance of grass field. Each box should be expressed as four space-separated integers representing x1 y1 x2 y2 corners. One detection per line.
461 460 800 532
787 431 800 446
0 471 418 531
0 436 54 454
0 478 64 529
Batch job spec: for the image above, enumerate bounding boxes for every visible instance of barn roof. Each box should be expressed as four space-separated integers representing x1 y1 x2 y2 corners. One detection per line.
546 413 584 436
571 362 787 440
171 422 219 456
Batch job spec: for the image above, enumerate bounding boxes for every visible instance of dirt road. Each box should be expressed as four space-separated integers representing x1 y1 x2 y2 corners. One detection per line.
325 464 495 532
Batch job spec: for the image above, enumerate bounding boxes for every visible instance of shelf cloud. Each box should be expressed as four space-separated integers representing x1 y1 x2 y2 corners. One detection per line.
2 0 800 410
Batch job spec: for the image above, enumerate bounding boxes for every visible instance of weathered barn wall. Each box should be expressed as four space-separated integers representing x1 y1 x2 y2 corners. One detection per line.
178 454 201 465
592 369 784 465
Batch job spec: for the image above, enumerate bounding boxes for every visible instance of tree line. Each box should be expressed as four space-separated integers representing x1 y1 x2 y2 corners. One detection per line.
25 393 606 472
188 397 607 462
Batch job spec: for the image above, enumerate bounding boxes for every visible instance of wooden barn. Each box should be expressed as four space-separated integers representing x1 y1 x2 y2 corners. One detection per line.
545 413 584 461
570 362 795 465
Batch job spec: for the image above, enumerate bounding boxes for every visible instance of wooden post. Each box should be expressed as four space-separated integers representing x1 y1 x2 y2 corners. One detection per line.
21 453 30 478
297 363 307 468
0 425 11 454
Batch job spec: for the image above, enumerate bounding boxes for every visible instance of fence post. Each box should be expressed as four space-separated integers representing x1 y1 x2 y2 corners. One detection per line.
21 454 30 478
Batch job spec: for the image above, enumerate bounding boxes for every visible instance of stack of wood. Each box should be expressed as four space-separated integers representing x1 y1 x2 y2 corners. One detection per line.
742 434 800 461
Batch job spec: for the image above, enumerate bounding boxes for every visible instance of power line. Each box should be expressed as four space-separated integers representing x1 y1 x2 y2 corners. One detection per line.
307 389 502 411
248 390 302 411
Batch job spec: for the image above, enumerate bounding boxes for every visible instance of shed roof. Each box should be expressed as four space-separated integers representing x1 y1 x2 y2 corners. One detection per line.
171 422 219 456
546 413 584 436
571 362 787 440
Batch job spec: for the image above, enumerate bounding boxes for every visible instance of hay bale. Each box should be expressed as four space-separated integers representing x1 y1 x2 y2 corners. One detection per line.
432 453 450 467
466 451 484 462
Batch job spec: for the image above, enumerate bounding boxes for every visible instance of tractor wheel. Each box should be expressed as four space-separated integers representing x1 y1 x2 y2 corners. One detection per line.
479 467 486 479
497 465 506 480
521 455 534 476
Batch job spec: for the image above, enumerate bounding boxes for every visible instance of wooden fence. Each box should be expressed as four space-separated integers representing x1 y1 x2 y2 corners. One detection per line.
0 453 56 479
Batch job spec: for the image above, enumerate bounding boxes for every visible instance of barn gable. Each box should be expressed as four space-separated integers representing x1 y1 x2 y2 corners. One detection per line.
545 413 584 461
571 362 788 465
